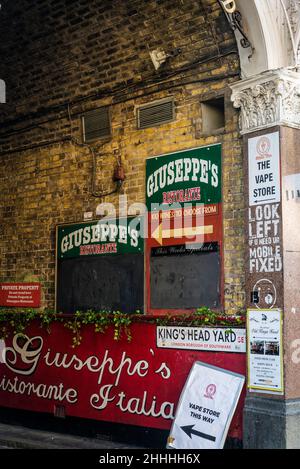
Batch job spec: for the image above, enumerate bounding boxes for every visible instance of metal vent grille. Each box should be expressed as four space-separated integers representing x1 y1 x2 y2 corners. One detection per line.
137 99 174 129
82 107 111 142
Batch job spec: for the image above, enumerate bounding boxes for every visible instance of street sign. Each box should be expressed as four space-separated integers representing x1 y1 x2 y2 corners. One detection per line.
156 326 246 353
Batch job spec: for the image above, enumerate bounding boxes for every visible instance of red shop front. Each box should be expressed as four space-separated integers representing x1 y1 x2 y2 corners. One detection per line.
0 320 246 442
0 145 246 446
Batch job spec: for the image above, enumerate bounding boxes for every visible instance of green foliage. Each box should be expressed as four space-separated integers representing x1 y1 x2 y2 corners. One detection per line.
154 307 246 329
112 311 132 342
0 306 246 348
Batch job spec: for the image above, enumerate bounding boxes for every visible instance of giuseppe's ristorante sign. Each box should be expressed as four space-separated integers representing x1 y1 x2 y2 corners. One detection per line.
57 217 143 259
145 145 223 314
56 217 144 314
145 145 222 246
146 145 221 208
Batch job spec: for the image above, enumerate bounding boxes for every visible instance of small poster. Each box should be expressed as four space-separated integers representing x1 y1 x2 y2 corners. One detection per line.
247 309 283 394
167 361 245 449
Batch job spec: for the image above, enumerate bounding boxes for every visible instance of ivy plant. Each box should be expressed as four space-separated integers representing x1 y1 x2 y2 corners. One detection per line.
0 307 246 348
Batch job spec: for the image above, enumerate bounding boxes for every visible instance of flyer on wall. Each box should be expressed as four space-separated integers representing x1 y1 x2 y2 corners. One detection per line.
247 309 283 394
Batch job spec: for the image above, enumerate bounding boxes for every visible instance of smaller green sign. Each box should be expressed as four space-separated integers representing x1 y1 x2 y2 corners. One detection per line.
146 144 221 209
57 217 144 259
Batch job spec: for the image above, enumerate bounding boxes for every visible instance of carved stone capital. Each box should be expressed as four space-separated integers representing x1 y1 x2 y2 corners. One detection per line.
230 69 300 134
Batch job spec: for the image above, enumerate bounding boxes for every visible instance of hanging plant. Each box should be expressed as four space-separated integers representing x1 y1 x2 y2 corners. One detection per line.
0 307 246 348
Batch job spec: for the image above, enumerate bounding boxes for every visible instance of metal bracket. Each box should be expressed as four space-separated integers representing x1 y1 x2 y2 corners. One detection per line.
217 1 254 58
231 11 252 50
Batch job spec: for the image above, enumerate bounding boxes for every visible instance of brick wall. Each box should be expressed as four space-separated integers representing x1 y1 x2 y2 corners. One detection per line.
0 0 245 313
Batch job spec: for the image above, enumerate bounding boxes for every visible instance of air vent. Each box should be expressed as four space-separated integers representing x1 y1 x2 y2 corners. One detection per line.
137 98 175 129
82 106 111 143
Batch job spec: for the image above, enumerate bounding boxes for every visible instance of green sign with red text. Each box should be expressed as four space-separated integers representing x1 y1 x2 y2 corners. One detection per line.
57 217 143 259
146 145 221 209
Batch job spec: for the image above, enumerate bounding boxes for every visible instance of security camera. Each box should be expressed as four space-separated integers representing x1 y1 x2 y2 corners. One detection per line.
149 48 182 70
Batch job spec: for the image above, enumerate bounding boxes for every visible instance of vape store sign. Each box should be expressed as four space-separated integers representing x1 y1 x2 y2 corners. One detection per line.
248 132 280 206
247 132 283 310
167 362 245 449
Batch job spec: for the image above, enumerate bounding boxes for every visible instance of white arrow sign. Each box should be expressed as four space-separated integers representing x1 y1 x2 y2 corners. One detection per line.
151 223 213 245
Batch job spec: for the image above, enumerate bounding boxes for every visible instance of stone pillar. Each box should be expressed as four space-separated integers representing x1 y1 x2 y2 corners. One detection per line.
231 69 300 448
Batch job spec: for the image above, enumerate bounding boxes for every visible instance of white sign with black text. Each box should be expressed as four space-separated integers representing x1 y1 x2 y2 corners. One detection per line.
248 203 282 275
247 309 283 394
157 326 246 353
248 132 280 206
167 361 245 449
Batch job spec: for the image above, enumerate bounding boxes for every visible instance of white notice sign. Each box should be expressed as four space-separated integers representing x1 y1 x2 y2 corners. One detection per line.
167 361 245 449
156 326 246 353
247 309 283 394
248 132 280 206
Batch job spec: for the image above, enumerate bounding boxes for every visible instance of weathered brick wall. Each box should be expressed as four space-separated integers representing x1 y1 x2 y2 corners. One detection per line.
0 0 245 313
0 0 235 120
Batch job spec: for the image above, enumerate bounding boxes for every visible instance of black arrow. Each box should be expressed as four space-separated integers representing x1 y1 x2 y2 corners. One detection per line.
254 198 276 203
181 425 216 442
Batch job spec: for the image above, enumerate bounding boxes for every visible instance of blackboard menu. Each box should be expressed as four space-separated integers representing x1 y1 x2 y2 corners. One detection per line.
56 218 144 314
150 243 220 309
